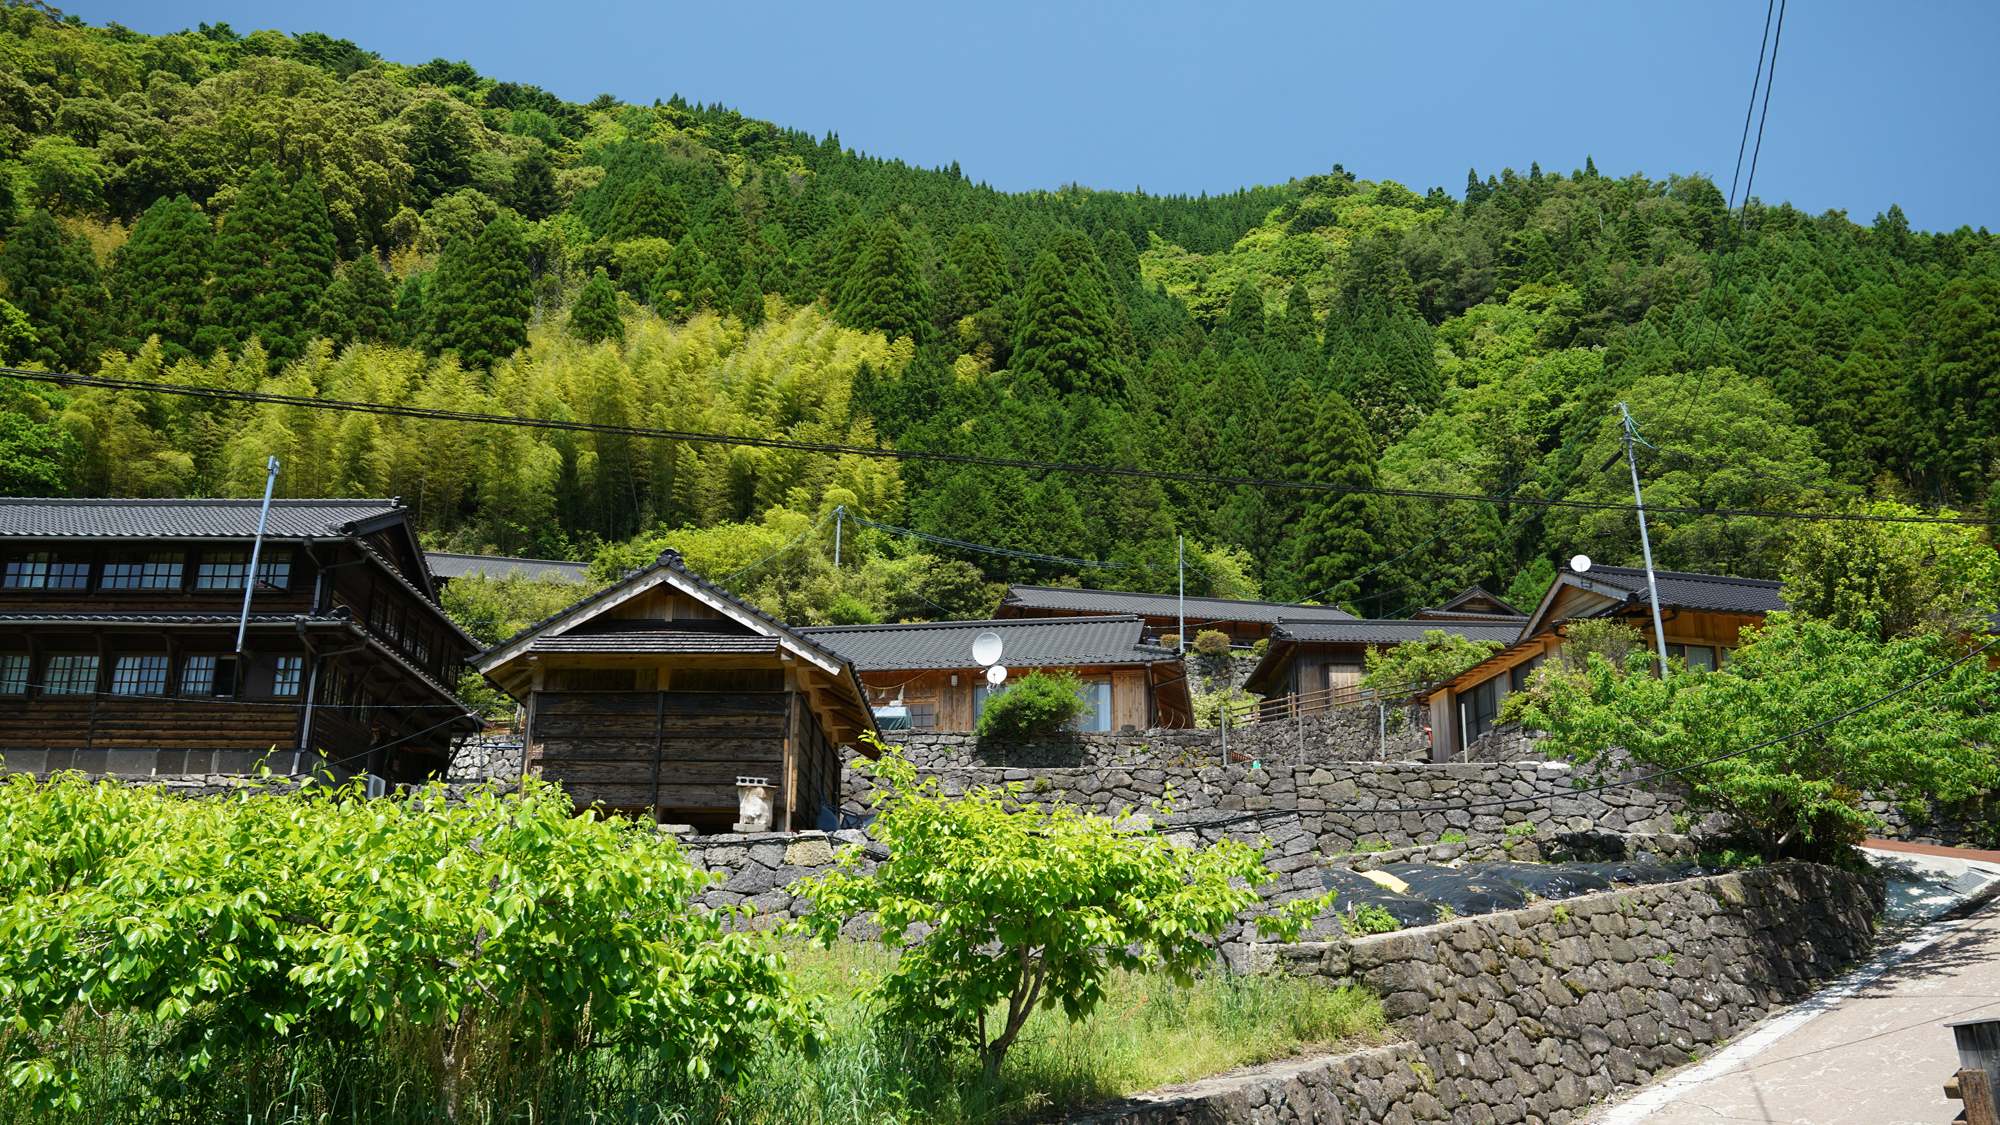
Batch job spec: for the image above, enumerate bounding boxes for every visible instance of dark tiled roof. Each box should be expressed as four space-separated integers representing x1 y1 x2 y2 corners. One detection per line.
1270 620 1528 645
1412 585 1527 620
529 618 777 655
1001 585 1356 624
0 498 406 539
1577 566 1787 615
802 615 1178 672
426 552 590 584
0 612 341 626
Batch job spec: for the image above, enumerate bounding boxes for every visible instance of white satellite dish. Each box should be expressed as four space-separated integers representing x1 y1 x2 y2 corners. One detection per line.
971 631 1004 668
1570 554 1593 574
985 665 1008 686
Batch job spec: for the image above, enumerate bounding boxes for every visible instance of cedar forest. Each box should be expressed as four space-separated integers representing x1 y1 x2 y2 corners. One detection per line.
0 7 1995 631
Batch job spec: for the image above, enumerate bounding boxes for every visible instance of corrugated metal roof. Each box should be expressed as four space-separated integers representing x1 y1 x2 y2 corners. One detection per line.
1578 565 1788 615
801 615 1177 672
0 498 406 539
1001 585 1356 624
426 552 590 584
1270 620 1528 645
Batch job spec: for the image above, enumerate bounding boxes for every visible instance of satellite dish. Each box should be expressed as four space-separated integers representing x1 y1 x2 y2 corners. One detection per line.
971 631 1003 668
1570 554 1593 574
985 665 1008 686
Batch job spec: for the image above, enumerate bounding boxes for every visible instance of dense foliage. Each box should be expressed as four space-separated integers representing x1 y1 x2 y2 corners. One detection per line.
972 669 1088 739
800 742 1322 1078
0 7 1993 624
0 773 816 1108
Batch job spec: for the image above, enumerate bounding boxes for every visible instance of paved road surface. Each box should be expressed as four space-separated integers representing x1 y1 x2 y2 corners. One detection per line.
1586 896 2000 1124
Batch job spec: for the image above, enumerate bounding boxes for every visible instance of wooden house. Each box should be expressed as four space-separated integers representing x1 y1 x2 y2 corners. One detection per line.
994 585 1357 647
1241 586 1528 712
1419 565 1787 760
473 548 876 832
0 498 484 784
801 615 1193 731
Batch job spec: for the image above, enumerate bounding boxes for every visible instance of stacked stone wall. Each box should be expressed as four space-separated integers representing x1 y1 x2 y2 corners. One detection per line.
1072 863 1882 1125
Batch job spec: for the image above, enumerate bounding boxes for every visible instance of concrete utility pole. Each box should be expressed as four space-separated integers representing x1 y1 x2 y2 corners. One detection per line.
236 456 280 659
1617 403 1669 678
833 504 843 567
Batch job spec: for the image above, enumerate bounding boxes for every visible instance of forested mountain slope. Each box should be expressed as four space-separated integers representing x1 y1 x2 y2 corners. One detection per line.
0 5 1993 625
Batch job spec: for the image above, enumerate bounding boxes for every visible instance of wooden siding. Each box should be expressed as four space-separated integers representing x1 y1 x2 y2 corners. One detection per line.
528 690 805 827
858 663 1162 732
0 695 299 751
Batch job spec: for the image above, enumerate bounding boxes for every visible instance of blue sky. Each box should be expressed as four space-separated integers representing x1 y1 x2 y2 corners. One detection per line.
81 0 2000 233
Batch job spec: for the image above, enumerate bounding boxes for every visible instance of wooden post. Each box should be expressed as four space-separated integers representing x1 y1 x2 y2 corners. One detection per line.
780 690 798 832
1949 1068 1999 1125
648 690 665 825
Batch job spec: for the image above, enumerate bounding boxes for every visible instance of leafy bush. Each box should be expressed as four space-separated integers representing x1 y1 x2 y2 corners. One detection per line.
801 741 1323 1078
1192 630 1233 677
1360 629 1502 696
975 669 1088 739
0 773 815 1108
1191 684 1258 728
1348 904 1401 934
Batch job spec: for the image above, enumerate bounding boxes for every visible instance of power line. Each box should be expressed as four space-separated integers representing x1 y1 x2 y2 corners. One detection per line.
13 368 1993 526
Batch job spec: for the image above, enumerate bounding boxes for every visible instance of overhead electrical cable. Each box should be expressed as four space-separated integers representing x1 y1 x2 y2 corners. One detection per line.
16 367 1989 526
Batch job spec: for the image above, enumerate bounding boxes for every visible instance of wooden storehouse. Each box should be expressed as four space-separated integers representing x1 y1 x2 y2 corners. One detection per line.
474 548 876 832
1420 565 1787 759
0 498 484 783
801 615 1193 731
994 585 1358 647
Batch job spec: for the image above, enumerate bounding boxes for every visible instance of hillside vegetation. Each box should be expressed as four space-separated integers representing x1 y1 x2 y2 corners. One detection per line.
0 5 1994 623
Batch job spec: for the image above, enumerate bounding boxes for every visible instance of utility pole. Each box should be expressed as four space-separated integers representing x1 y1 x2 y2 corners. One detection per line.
833 504 843 567
1177 534 1185 654
1618 403 1669 677
236 456 280 659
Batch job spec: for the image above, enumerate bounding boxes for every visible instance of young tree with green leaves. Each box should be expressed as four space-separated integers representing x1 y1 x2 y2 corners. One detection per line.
1518 614 2000 861
109 194 211 362
801 741 1321 1078
567 266 624 344
1360 629 1504 696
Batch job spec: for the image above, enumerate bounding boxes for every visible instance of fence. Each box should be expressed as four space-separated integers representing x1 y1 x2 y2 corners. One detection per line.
1219 680 1417 726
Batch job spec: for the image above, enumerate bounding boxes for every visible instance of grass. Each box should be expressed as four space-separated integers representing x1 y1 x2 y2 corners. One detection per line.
1 943 1384 1125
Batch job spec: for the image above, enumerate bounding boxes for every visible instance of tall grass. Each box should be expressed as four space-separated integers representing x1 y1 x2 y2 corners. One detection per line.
0 944 1384 1125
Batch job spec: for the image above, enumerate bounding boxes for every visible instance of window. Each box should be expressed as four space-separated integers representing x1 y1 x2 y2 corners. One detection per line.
4 551 89 589
1460 676 1502 751
196 552 291 590
908 703 937 730
0 654 25 694
1666 643 1718 672
110 655 169 695
1073 679 1113 732
179 655 238 696
410 628 431 666
1509 654 1546 692
101 552 185 589
273 655 303 697
43 655 99 695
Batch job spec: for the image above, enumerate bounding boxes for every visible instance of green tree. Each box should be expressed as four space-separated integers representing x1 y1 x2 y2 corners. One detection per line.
435 212 531 369
567 266 624 345
315 255 397 347
800 740 1320 1078
0 210 105 373
1360 629 1504 696
108 194 211 363
1011 249 1120 397
975 669 1089 739
1781 499 2000 641
508 144 559 221
203 165 337 363
1518 615 2000 861
404 97 475 206
1284 391 1379 606
648 237 704 316
0 410 76 495
604 176 684 242
839 219 927 342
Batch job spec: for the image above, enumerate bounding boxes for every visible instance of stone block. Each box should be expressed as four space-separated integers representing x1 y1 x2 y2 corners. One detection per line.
784 837 835 866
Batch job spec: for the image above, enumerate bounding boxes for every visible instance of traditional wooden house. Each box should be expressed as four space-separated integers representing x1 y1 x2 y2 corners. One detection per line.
801 615 1193 731
0 498 484 784
1407 585 1528 623
1419 565 1787 760
994 585 1357 647
473 548 876 832
424 551 591 591
1241 586 1529 712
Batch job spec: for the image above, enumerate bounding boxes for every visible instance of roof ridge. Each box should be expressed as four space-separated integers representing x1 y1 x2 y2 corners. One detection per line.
801 614 1143 634
1588 565 1784 587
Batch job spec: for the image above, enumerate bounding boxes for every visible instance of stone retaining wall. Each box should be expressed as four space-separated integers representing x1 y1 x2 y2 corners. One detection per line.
1072 862 1882 1125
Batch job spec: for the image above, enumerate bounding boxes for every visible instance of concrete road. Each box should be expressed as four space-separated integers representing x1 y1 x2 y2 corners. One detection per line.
1587 900 2000 1124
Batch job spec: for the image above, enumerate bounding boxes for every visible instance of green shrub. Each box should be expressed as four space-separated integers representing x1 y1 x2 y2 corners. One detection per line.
975 669 1088 739
0 773 814 1107
1349 904 1401 934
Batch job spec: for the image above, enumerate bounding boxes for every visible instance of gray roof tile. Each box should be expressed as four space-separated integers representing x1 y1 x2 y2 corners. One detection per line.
1001 585 1356 624
0 498 407 539
801 615 1177 672
1578 566 1788 615
426 552 591 584
1271 620 1528 645
529 618 777 655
